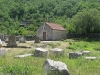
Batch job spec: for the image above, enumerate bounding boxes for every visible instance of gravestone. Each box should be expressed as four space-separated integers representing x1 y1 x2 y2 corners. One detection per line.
0 48 6 56
7 35 17 47
34 48 48 57
34 36 40 43
82 51 90 56
49 48 64 57
19 36 26 43
69 52 82 59
43 59 70 75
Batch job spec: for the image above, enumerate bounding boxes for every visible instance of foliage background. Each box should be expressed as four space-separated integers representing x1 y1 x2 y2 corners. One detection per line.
0 0 100 35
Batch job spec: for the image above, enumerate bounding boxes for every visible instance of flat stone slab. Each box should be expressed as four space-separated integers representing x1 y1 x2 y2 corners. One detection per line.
82 51 90 56
49 48 64 57
69 52 82 59
0 48 6 56
14 54 33 58
85 57 97 60
43 59 70 75
34 48 48 57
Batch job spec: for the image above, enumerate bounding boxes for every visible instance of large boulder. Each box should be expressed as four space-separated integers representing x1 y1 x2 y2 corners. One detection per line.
49 48 64 57
43 59 70 75
34 48 48 57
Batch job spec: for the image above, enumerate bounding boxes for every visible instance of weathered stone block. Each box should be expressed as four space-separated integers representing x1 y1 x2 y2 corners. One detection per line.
49 48 64 57
43 59 70 75
0 48 6 56
19 36 26 43
82 51 90 56
34 48 48 57
69 52 82 59
34 36 40 43
7 35 17 47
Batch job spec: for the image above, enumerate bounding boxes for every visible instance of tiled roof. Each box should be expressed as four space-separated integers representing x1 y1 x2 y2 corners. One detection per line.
46 22 66 31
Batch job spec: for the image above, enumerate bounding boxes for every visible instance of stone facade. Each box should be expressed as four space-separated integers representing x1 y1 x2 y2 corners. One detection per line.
52 30 67 40
37 22 67 41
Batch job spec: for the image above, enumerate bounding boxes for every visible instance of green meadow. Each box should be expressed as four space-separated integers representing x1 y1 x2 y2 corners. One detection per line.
0 39 100 75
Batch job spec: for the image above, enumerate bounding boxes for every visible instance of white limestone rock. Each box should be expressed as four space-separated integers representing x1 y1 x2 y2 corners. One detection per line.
82 51 90 56
43 59 70 75
85 56 97 60
34 48 48 57
0 48 6 56
49 48 64 57
69 52 82 59
14 54 33 58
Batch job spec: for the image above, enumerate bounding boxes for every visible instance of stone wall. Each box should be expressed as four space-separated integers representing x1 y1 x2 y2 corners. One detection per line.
67 33 100 39
53 30 67 40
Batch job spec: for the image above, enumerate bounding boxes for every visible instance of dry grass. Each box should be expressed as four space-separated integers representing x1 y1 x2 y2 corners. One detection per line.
2 41 69 57
0 39 100 75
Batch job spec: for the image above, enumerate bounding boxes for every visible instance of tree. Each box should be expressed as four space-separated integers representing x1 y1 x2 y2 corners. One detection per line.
18 27 27 36
71 8 100 34
7 26 16 35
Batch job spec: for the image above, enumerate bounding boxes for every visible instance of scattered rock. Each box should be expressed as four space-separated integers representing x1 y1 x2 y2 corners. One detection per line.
49 48 64 57
14 54 33 58
34 36 40 43
85 56 97 60
0 48 6 56
69 52 82 59
43 59 70 75
82 51 90 56
34 48 48 57
19 36 26 43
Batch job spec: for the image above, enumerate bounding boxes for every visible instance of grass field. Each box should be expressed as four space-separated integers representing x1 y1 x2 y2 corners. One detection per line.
0 39 100 75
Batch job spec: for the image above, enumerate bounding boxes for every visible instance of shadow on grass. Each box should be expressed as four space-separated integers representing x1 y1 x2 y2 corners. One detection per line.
2 46 31 48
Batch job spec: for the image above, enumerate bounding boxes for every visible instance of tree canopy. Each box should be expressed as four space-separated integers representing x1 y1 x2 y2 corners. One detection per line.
72 9 100 34
0 0 100 35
